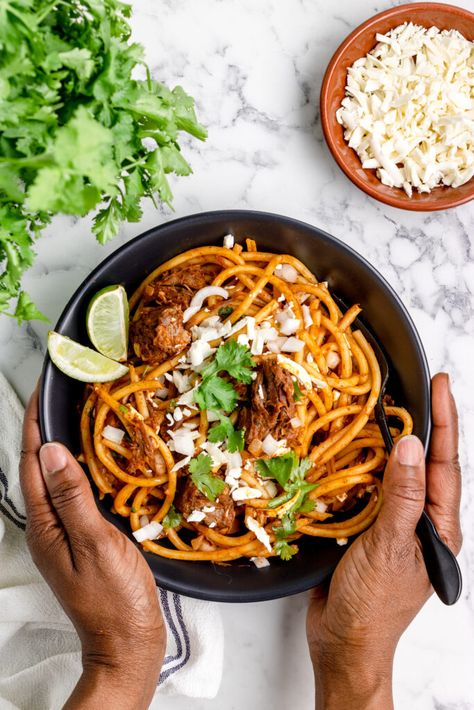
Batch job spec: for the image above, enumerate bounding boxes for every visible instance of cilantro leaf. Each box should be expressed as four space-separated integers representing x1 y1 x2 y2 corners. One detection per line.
293 380 303 402
208 414 245 452
14 291 48 325
256 452 298 488
201 341 255 384
189 453 226 502
273 512 296 541
194 375 238 413
218 306 233 319
274 540 297 561
162 504 182 530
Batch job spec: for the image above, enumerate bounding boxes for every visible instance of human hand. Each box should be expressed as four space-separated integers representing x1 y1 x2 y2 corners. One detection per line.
306 373 462 710
20 388 166 710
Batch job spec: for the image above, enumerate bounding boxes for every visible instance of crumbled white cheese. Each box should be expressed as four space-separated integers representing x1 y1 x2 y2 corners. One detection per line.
232 486 263 502
336 23 474 196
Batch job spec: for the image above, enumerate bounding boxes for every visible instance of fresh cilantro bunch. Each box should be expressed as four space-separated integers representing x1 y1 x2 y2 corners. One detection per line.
0 0 206 322
194 341 255 412
256 452 318 560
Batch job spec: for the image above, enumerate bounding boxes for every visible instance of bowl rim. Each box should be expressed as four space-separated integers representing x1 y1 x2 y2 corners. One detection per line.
39 209 432 601
320 2 474 211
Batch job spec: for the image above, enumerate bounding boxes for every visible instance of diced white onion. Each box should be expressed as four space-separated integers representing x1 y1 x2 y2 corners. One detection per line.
290 417 302 429
336 537 349 546
281 337 304 353
187 510 206 523
245 516 272 552
170 431 196 457
326 351 341 369
315 500 328 513
102 425 125 445
155 387 169 400
223 234 234 248
133 521 163 542
251 556 270 568
302 304 313 328
262 434 279 456
188 340 213 367
171 456 192 472
276 263 298 283
263 480 278 498
139 515 150 527
183 286 229 323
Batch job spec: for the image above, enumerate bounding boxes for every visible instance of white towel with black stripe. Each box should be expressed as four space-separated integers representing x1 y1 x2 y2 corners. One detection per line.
0 372 223 710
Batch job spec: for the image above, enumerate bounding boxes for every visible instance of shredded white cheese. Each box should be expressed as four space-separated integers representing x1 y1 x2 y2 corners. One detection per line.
336 23 474 196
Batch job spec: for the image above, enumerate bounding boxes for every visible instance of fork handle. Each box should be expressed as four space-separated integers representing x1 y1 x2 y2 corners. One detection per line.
416 511 462 606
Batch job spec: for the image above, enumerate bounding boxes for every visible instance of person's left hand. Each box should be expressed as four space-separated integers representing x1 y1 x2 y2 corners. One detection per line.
20 388 166 710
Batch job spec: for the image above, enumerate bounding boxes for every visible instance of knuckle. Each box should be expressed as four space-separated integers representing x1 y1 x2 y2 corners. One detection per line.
388 480 425 505
50 481 84 510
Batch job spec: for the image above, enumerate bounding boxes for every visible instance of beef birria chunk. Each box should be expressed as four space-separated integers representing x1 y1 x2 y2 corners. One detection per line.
130 264 214 363
238 355 300 447
176 476 235 533
131 304 191 363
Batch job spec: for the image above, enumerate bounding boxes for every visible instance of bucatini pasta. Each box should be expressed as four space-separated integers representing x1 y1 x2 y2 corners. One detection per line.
80 237 413 564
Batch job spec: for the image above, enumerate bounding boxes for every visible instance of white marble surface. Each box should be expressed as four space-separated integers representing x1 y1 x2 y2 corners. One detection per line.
1 0 473 708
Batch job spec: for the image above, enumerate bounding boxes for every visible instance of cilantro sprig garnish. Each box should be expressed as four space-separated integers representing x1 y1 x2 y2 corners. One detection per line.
194 341 255 413
162 504 182 530
208 414 245 453
255 453 318 560
0 0 206 322
189 453 226 502
201 341 255 384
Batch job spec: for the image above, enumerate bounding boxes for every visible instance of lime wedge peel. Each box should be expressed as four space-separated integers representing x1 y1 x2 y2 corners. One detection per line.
48 331 129 383
86 284 129 362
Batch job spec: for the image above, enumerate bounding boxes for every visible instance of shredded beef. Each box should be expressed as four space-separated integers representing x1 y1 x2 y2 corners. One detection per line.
175 475 235 533
238 355 300 447
131 304 191 363
131 264 218 363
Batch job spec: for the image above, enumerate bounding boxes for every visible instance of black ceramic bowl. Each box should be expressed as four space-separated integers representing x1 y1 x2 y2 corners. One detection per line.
40 210 431 602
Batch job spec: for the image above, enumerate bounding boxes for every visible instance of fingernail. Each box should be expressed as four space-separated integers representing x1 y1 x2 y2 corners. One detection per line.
39 443 68 476
395 435 424 466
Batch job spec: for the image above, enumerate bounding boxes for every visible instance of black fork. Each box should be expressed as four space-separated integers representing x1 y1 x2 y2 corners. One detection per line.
332 297 462 605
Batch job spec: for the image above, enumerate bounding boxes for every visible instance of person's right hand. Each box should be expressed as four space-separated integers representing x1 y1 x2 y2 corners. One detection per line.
307 373 462 710
20 389 166 710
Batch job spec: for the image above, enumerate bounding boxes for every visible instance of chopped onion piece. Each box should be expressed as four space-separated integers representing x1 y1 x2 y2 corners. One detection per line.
277 355 312 390
102 425 125 444
326 351 341 369
188 340 213 367
133 521 163 542
276 263 298 283
302 304 313 328
336 538 348 546
262 433 279 456
315 500 328 513
155 387 169 400
187 510 206 523
171 456 191 472
290 417 302 429
139 515 150 527
223 234 234 248
281 337 304 353
183 286 229 323
245 516 272 552
251 556 270 568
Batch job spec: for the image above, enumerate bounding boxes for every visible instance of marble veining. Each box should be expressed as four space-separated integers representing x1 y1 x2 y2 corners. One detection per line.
0 1 473 708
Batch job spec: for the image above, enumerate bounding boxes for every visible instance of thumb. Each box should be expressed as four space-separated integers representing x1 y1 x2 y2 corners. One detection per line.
375 435 426 541
39 442 104 537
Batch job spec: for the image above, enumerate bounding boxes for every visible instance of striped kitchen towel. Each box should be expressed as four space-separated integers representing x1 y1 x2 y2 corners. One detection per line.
0 372 223 709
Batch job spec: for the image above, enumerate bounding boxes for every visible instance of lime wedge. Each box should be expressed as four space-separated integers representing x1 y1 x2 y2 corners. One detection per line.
86 285 129 362
48 331 129 382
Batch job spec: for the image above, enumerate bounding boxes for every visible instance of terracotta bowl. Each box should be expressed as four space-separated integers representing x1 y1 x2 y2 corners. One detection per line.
320 3 474 211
